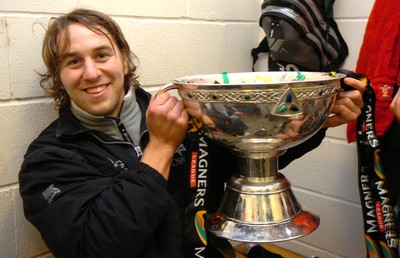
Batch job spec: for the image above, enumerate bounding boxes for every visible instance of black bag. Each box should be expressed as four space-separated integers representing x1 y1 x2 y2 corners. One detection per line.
252 0 348 72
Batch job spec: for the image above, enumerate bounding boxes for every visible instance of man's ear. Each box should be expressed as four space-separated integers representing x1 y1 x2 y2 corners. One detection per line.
122 51 129 75
59 78 65 89
123 61 128 75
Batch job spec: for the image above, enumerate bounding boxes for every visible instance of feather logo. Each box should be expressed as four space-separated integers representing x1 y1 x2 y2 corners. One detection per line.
194 210 207 245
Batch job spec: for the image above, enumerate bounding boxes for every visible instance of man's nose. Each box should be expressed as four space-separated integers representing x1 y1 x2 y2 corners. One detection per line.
83 60 101 81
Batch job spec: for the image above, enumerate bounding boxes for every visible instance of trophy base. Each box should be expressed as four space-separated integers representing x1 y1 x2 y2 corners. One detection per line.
208 210 319 243
207 159 320 243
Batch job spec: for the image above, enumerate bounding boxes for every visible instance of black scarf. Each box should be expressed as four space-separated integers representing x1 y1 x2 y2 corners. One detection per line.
357 83 399 257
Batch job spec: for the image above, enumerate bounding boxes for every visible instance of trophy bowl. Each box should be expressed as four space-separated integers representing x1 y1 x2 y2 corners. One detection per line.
161 71 345 243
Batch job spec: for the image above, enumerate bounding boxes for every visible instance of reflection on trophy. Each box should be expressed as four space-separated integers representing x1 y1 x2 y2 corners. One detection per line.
162 72 345 243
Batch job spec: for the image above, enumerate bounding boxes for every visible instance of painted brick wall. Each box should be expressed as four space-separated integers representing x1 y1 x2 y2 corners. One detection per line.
0 0 374 257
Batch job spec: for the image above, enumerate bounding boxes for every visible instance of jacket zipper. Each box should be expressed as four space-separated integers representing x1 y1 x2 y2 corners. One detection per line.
116 118 144 158
89 132 143 160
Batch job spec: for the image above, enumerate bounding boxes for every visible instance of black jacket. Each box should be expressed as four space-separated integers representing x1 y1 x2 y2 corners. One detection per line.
19 87 327 258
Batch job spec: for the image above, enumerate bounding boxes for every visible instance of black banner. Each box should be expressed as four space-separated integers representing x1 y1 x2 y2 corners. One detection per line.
184 120 209 258
357 83 399 257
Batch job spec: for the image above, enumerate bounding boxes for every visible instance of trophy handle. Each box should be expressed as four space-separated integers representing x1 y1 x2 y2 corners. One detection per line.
155 83 181 98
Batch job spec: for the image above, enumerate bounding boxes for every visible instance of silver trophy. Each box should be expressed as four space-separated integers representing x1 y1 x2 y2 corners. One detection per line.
160 71 345 243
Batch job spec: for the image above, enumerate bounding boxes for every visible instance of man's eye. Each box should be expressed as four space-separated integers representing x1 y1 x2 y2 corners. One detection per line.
69 59 79 65
98 53 109 59
63 58 80 67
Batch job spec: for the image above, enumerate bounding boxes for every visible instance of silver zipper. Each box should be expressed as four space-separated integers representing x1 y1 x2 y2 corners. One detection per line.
89 132 142 159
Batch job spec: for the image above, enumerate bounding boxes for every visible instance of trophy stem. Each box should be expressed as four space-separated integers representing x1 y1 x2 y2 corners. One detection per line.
238 156 278 178
208 156 320 243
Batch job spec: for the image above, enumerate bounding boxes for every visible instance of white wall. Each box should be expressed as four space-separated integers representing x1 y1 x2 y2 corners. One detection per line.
273 1 375 257
0 0 373 257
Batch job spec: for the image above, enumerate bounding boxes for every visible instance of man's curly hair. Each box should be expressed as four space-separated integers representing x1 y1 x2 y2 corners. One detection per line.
39 8 139 109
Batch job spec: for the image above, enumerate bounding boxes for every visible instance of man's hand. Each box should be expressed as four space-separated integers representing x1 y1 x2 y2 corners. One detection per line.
390 89 400 121
141 92 188 180
323 77 365 128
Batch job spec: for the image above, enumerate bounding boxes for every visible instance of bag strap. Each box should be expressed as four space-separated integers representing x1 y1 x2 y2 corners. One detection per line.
316 0 335 17
251 37 269 72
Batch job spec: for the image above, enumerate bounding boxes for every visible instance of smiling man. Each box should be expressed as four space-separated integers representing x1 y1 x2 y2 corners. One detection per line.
59 23 127 118
20 9 189 258
19 8 365 258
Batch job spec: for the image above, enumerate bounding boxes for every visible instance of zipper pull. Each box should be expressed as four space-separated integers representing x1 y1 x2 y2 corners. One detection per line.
134 145 143 158
269 19 276 38
269 17 282 39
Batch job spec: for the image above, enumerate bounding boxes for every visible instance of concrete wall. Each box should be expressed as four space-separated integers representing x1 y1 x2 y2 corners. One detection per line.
0 0 374 257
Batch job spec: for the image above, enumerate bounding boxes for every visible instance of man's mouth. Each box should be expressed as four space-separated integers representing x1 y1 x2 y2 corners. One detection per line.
85 85 107 94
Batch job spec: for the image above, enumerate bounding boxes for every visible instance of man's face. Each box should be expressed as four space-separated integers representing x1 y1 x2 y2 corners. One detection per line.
58 23 127 117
